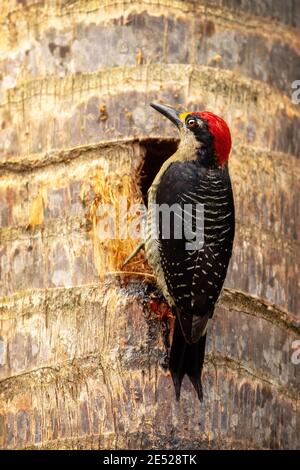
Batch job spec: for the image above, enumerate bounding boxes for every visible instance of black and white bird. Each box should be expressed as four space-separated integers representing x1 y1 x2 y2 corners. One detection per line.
144 103 235 401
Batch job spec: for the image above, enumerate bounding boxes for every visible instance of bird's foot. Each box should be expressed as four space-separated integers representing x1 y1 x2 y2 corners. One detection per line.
147 293 174 323
142 284 165 313
142 285 174 366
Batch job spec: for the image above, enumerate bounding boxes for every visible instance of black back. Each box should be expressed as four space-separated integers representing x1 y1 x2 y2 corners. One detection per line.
155 159 235 343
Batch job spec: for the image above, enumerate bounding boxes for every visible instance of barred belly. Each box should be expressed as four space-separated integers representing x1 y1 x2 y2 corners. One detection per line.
145 185 175 307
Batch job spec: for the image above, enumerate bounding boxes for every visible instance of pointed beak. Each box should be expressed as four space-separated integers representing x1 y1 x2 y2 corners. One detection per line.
150 102 182 129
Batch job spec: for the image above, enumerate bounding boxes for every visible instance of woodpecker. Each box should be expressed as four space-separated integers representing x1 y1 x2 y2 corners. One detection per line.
144 103 235 401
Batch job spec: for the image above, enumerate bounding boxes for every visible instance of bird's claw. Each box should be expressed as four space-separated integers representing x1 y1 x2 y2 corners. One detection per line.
142 284 173 362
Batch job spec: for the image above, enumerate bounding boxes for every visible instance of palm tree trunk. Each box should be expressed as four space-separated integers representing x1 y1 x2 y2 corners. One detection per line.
0 0 299 449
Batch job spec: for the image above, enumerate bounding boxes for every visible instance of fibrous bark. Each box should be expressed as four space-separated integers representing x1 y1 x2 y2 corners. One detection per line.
0 282 299 449
0 0 299 450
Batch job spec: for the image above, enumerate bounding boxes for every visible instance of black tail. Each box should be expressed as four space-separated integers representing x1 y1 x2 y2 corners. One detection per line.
169 318 207 401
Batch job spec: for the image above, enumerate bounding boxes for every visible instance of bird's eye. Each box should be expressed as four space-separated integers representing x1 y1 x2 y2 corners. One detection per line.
186 117 198 128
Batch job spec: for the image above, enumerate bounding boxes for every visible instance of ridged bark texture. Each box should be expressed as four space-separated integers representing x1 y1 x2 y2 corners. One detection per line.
0 0 299 449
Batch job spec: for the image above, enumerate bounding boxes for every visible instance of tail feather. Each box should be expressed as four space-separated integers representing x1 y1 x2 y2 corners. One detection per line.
169 318 207 401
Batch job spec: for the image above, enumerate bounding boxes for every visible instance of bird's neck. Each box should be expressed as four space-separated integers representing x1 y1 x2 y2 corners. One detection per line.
196 145 219 169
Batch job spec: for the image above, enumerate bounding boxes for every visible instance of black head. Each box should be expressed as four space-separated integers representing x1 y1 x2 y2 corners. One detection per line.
151 103 232 167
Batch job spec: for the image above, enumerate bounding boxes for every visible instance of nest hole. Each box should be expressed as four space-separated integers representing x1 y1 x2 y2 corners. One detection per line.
139 138 179 204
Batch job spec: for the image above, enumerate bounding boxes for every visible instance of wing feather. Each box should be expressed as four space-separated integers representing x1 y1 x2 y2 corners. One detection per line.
155 161 234 343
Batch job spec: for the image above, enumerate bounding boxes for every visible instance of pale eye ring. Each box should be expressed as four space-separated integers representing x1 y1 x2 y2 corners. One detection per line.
186 117 198 128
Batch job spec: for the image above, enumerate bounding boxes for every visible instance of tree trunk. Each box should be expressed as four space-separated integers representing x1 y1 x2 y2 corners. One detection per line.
0 0 299 449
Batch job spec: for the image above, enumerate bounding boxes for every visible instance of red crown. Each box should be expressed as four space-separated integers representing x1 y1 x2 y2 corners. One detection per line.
195 112 231 165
